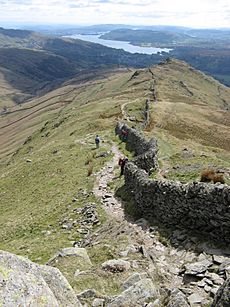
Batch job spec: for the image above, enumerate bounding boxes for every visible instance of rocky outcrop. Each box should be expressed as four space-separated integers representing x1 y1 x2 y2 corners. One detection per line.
211 278 230 307
115 122 158 172
0 250 81 306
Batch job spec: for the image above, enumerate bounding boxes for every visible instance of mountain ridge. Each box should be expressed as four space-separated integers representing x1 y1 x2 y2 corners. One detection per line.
0 56 230 306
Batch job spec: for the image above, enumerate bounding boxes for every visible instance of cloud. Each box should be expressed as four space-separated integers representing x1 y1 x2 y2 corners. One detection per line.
0 0 229 28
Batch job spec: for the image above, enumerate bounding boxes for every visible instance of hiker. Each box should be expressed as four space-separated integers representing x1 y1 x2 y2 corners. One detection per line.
118 157 128 176
121 129 128 141
95 135 100 148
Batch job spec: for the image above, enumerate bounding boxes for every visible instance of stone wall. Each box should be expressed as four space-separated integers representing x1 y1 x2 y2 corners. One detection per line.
124 161 230 243
142 99 151 129
115 122 230 243
115 122 158 172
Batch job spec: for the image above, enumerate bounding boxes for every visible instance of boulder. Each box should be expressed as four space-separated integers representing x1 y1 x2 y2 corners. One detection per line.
108 278 157 307
101 259 130 273
122 272 148 290
184 259 212 276
188 293 205 305
167 289 190 307
0 250 81 306
47 247 92 267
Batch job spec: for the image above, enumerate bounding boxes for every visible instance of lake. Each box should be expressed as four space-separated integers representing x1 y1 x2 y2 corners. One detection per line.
66 34 172 55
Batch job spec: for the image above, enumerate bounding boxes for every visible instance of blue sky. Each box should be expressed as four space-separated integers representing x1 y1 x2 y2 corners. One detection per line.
0 0 230 28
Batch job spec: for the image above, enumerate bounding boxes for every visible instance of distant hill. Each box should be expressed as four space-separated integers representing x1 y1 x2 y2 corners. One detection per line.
100 29 192 45
100 28 230 86
0 27 163 105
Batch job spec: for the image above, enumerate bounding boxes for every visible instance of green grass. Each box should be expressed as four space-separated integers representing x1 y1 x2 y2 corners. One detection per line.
0 59 230 268
0 95 119 263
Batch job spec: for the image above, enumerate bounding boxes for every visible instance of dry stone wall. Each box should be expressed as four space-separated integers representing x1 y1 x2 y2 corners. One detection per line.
115 122 158 172
115 122 230 243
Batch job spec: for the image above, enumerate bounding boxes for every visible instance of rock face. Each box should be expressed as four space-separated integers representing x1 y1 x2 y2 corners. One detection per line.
211 278 230 307
0 250 81 306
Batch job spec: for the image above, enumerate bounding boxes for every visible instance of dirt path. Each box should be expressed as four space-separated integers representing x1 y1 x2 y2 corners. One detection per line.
93 144 125 220
92 143 227 306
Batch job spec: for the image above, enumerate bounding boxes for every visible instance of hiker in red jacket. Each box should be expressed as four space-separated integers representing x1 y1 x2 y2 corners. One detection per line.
121 129 128 141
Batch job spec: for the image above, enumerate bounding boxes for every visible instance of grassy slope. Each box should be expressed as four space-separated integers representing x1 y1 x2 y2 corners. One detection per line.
145 60 230 182
0 60 230 265
0 69 139 263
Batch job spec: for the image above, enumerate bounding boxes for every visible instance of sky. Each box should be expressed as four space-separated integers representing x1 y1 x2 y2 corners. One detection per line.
0 0 230 29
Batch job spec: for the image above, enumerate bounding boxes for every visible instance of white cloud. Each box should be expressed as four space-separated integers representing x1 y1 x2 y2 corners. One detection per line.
0 0 229 28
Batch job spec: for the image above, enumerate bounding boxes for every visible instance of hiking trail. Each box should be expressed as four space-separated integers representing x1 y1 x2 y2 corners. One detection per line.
92 142 228 306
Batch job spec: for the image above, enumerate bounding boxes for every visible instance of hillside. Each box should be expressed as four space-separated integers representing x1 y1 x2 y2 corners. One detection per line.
0 27 163 107
99 27 230 86
100 29 193 46
0 59 230 305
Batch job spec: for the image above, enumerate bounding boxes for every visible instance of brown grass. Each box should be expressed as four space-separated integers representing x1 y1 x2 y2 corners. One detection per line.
212 173 225 184
200 169 225 184
87 163 94 176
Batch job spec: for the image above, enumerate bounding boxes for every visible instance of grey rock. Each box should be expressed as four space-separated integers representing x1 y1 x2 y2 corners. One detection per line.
213 255 227 264
0 250 81 306
108 278 157 307
197 280 206 288
203 277 213 286
211 278 230 306
210 287 219 298
167 289 189 307
204 285 212 292
151 299 161 307
188 293 204 305
77 289 97 299
218 260 230 276
205 272 224 285
62 223 73 230
48 247 91 264
184 259 212 275
122 272 148 290
92 298 105 307
101 259 130 273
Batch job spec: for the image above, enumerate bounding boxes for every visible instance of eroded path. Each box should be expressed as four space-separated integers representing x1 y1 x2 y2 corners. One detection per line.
92 143 229 306
93 144 125 220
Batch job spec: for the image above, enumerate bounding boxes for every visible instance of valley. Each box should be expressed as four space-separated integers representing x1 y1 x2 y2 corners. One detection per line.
0 26 230 305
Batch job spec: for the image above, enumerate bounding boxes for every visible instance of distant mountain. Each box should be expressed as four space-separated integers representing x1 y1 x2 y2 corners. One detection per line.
100 29 192 45
0 27 162 103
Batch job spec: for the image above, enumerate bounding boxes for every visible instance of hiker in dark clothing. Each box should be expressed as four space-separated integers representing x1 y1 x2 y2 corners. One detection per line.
95 135 100 148
118 157 128 176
